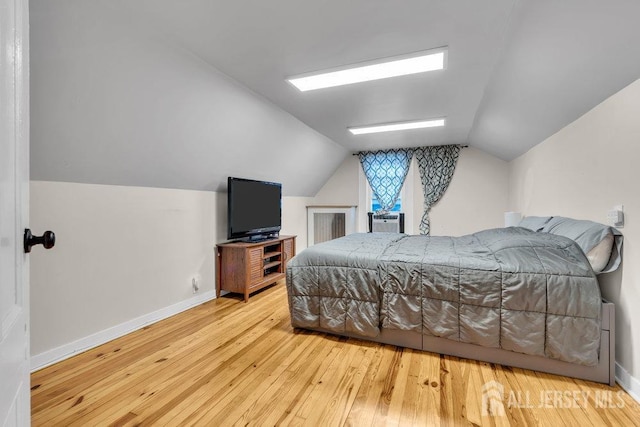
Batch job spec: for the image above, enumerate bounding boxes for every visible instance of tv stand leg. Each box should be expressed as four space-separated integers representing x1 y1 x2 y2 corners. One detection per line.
244 290 249 303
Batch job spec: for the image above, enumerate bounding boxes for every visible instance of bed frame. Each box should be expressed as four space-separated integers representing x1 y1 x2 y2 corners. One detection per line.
306 300 615 386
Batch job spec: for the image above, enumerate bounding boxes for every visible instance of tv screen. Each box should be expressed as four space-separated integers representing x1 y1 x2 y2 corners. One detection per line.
227 177 282 240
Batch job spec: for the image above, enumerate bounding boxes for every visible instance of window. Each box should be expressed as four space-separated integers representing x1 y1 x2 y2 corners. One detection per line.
359 157 415 234
372 192 401 212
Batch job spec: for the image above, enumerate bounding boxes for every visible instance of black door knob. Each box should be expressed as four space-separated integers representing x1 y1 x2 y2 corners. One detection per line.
24 229 56 253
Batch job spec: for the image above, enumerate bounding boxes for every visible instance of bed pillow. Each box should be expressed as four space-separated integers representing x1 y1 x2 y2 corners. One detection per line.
541 216 623 274
518 216 553 232
586 233 614 273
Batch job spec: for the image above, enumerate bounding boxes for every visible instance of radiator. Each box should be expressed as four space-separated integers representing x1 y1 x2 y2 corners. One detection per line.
313 212 345 244
307 206 357 246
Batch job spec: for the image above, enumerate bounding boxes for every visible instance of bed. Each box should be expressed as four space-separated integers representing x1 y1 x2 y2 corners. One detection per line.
285 217 622 386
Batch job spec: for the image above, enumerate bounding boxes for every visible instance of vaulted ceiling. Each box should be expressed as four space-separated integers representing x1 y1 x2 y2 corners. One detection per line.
30 0 640 195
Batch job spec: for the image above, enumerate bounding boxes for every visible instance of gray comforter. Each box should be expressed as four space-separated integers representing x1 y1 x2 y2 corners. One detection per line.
286 228 602 366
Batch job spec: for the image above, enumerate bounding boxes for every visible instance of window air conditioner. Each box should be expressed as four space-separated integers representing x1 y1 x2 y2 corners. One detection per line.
368 212 405 233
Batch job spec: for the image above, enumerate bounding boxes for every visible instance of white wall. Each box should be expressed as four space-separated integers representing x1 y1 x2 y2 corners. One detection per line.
30 182 216 358
30 181 309 365
281 196 314 250
311 147 509 235
509 78 640 391
313 156 360 206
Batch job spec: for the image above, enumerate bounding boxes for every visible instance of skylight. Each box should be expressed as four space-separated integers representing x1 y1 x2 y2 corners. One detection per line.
348 118 445 135
287 48 446 92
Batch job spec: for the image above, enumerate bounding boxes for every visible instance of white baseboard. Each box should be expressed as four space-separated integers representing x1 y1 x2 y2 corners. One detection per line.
616 362 640 403
31 290 215 372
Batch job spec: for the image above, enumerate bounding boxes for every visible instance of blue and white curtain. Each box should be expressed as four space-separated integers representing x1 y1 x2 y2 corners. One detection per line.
358 149 413 214
414 145 460 235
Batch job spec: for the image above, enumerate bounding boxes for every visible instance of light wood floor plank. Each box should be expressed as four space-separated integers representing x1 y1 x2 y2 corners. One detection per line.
414 351 442 427
45 305 285 425
171 321 313 425
93 299 291 426
31 299 235 402
344 344 399 425
31 283 640 426
31 293 250 414
492 365 541 426
236 333 343 426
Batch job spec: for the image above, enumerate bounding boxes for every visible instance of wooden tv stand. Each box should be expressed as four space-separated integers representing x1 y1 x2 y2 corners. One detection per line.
216 235 296 302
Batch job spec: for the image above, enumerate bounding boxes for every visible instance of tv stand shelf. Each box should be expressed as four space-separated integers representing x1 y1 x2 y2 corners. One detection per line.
216 235 296 302
263 251 281 259
263 260 281 270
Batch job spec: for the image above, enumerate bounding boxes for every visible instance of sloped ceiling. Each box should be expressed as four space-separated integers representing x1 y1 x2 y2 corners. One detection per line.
30 0 640 196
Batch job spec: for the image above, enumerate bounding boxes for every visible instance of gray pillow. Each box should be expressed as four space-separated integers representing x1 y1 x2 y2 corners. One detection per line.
541 217 623 274
518 216 553 232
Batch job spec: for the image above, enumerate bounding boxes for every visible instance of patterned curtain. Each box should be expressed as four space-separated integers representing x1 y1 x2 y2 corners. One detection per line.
358 149 413 214
415 145 460 235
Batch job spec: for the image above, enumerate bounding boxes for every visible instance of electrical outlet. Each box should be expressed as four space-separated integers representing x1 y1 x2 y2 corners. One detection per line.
192 276 200 293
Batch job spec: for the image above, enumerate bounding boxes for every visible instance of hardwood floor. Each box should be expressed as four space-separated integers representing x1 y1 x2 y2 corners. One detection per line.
32 283 640 426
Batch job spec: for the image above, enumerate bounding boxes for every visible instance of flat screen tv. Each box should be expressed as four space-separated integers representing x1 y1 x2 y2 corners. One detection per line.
227 177 282 241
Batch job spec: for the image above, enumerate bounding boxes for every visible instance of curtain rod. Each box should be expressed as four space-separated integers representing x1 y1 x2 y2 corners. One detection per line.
351 145 469 156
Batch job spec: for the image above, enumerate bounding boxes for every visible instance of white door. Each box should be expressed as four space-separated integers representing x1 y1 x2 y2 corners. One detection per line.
1 0 30 425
